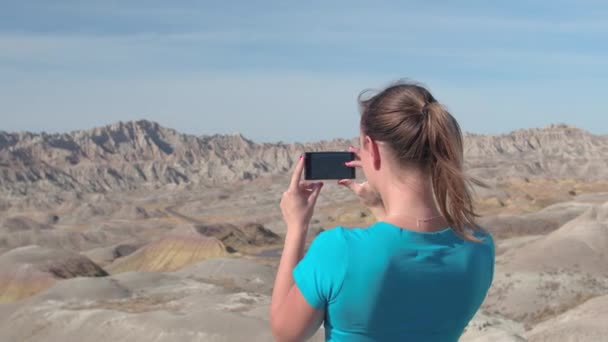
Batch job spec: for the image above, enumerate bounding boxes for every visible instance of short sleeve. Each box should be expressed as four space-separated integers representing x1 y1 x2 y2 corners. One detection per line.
293 227 348 310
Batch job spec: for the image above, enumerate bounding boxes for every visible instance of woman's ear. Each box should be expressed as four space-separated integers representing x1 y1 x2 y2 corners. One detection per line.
366 136 381 170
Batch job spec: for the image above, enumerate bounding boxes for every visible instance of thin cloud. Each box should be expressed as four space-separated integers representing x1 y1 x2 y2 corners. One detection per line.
1 31 607 73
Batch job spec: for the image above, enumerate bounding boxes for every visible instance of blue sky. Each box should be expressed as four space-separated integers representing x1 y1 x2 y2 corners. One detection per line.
1 1 607 142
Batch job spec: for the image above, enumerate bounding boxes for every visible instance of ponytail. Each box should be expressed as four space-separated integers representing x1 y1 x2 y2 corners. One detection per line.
425 102 481 241
359 80 483 242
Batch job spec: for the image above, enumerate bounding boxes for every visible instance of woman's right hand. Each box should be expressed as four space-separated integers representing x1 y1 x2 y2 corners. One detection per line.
338 146 386 219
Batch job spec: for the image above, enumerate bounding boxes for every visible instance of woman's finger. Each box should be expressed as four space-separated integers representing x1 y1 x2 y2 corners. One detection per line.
345 160 362 168
288 155 305 191
348 145 361 158
346 145 362 168
338 179 361 193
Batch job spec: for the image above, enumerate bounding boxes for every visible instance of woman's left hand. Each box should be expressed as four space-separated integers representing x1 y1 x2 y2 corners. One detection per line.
280 155 324 231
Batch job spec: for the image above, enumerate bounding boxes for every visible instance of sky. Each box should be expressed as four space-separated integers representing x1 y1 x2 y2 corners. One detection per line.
1 1 607 142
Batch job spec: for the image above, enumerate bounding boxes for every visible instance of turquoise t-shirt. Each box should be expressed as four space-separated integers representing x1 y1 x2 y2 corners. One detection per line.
293 222 495 342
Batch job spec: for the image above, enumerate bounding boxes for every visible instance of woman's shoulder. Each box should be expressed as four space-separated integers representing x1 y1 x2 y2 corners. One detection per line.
304 227 350 270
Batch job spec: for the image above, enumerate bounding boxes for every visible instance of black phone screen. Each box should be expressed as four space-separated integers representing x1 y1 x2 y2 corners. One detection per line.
304 152 355 180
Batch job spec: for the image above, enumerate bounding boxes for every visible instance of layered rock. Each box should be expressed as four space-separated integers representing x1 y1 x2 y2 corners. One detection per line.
0 120 352 196
194 223 281 252
107 232 227 273
0 245 107 303
1 121 606 198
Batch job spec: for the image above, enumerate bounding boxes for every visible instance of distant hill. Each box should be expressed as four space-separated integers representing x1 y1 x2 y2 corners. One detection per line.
1 120 607 196
464 124 608 180
502 202 608 274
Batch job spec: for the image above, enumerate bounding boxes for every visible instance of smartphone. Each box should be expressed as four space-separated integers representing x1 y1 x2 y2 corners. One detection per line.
304 152 356 180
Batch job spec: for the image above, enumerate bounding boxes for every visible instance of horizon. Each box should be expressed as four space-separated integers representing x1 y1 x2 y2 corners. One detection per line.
0 118 599 144
2 1 608 142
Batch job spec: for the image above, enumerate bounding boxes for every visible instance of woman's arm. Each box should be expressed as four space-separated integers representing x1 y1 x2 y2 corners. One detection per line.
270 156 325 341
270 228 306 315
270 227 324 342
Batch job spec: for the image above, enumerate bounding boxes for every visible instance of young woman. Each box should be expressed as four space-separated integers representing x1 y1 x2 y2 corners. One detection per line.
270 81 495 342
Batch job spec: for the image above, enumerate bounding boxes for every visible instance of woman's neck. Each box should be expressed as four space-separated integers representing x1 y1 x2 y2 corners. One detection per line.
377 174 449 232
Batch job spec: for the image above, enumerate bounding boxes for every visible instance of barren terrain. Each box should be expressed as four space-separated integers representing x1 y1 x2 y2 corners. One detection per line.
0 121 607 341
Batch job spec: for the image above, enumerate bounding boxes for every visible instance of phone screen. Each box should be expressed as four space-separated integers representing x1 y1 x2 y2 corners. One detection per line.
304 152 356 180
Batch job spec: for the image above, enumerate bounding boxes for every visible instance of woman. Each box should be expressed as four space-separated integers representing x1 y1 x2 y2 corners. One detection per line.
270 81 495 342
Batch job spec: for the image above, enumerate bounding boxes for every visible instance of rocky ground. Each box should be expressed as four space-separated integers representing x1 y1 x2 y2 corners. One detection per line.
0 121 607 341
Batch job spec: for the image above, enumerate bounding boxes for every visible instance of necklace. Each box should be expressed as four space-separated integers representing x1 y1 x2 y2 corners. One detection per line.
388 213 445 229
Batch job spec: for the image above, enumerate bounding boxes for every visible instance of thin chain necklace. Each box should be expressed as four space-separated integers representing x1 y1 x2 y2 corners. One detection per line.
387 213 445 229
